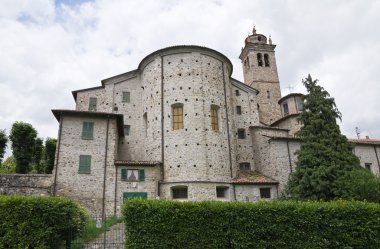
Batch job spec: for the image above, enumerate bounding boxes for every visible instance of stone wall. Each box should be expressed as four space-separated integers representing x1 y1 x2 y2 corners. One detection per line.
0 174 52 196
354 144 380 175
235 184 278 202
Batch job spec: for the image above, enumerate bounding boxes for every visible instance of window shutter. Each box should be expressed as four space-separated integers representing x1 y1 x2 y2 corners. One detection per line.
79 155 91 173
121 168 127 181
122 92 130 103
82 122 94 139
138 169 145 181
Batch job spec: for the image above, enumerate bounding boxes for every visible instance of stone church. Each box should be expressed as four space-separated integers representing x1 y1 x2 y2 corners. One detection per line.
50 27 380 216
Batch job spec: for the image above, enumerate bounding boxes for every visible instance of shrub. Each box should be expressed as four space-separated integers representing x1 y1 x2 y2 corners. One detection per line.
123 199 380 249
0 195 87 248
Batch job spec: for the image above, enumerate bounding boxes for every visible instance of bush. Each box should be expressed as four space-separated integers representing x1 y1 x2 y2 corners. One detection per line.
340 168 380 202
0 195 87 248
123 199 380 249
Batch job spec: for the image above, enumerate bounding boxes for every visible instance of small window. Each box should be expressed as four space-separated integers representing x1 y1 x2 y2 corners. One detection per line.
246 57 250 68
235 90 240 96
143 113 147 137
121 168 145 181
258 36 262 41
82 122 94 140
79 155 91 174
89 97 97 111
211 105 219 131
122 91 130 103
236 106 242 115
260 188 271 199
172 104 184 130
365 163 372 171
283 102 289 115
238 129 246 139
296 97 304 111
239 162 251 171
264 54 270 67
216 186 229 198
257 53 263 67
172 186 188 199
124 125 130 136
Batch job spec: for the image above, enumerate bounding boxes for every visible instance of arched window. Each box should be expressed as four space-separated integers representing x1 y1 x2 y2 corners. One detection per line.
211 105 219 131
264 54 270 67
257 53 263 67
172 103 184 130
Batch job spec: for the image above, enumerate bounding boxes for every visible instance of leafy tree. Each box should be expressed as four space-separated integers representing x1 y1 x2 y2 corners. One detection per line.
32 137 44 173
286 75 360 200
340 168 380 203
0 155 16 174
0 129 7 165
9 122 37 174
44 138 57 174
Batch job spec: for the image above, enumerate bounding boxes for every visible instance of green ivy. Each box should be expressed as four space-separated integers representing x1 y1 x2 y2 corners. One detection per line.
0 195 87 248
123 199 380 249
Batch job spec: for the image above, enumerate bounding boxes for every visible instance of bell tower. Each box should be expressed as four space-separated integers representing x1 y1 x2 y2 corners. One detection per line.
239 26 282 125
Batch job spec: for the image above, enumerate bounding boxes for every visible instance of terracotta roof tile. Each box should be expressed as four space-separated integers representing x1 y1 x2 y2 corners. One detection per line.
114 160 161 166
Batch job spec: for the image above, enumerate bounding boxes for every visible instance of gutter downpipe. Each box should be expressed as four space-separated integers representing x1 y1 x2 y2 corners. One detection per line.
286 141 293 173
102 118 110 245
159 55 165 197
222 63 236 200
374 145 380 173
53 114 63 196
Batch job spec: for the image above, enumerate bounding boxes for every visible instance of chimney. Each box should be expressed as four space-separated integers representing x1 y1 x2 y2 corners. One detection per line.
365 135 370 139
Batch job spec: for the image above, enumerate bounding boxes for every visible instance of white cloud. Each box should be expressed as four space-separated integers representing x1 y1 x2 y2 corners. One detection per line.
1 0 379 157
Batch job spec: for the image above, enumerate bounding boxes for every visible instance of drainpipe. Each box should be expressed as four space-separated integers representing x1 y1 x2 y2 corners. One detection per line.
53 114 63 196
102 118 110 225
374 145 380 174
159 55 165 197
114 165 118 216
286 141 293 173
222 63 236 200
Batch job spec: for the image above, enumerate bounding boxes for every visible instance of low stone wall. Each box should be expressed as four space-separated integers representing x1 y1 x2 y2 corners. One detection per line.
0 174 53 196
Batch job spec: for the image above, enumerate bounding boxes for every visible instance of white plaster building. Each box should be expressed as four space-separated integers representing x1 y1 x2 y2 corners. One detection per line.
51 28 380 216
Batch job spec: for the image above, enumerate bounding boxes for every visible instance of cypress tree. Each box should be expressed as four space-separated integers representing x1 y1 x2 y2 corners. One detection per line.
286 75 360 200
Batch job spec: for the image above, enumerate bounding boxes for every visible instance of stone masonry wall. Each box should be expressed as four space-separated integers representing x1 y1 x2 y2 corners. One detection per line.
0 174 52 196
354 144 380 176
54 115 118 215
235 184 278 202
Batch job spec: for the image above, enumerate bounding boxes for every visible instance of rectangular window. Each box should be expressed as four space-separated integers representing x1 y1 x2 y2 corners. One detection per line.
365 163 372 171
124 125 130 136
236 106 242 115
89 97 97 111
283 102 289 115
235 90 240 96
82 122 94 140
79 155 91 174
211 106 219 131
260 188 271 199
172 187 188 199
121 168 145 181
172 105 183 130
239 162 251 171
216 186 229 198
122 91 130 103
296 97 304 111
238 129 246 139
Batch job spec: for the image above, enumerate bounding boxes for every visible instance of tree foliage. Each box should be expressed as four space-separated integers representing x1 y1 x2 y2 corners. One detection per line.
44 138 57 174
0 155 16 174
0 129 7 165
286 75 360 200
9 122 37 174
32 137 44 173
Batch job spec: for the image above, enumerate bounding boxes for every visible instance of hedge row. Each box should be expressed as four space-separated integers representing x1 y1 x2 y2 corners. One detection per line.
123 199 380 249
0 195 87 249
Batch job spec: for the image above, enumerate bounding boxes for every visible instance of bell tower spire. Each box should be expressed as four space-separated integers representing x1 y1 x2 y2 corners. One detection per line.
239 27 282 125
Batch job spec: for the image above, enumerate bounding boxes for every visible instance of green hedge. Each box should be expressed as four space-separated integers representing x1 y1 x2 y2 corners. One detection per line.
0 195 87 249
123 199 380 249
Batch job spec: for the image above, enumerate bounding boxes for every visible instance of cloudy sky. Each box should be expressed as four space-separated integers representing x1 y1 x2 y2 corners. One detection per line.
1 0 379 156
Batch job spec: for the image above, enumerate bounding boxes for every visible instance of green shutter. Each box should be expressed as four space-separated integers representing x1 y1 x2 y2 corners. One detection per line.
139 169 145 181
89 97 97 111
121 168 127 181
79 155 91 174
82 122 94 139
122 92 130 103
